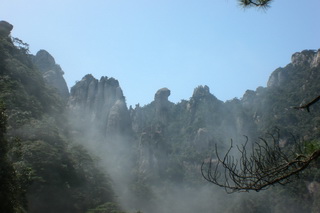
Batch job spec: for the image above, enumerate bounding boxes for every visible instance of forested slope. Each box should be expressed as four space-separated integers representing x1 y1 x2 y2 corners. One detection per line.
0 21 119 213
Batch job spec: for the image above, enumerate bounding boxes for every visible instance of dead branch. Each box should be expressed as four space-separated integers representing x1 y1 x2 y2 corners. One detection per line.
201 133 320 193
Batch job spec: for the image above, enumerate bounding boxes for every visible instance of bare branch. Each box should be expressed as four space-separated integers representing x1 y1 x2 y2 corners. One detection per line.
201 133 320 193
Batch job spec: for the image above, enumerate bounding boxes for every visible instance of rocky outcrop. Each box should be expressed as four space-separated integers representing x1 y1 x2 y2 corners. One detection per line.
68 75 131 136
33 50 69 99
155 87 170 102
268 50 320 88
267 67 288 88
291 49 320 68
192 85 211 99
106 99 131 136
138 125 167 179
0 20 13 37
154 88 172 123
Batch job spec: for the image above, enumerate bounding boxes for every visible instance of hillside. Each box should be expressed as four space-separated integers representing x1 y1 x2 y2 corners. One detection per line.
0 21 120 213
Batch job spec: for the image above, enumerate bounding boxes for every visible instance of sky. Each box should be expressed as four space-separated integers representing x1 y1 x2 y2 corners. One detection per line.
1 0 319 106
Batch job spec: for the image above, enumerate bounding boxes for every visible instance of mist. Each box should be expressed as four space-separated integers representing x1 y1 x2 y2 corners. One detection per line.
1 4 319 210
65 75 316 213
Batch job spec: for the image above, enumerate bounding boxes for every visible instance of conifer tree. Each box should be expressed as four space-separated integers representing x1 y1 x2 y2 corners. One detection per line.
239 0 273 8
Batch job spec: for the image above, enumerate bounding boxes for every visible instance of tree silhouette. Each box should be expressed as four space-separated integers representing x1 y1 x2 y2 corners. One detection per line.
202 96 320 192
201 133 320 193
238 0 273 8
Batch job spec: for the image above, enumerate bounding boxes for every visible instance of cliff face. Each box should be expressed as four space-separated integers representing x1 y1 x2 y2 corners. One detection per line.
68 74 131 137
257 49 320 131
267 49 320 88
0 22 116 213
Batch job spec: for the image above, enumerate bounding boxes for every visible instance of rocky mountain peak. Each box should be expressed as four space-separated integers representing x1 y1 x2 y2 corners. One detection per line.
33 50 69 99
154 88 172 123
291 49 320 68
154 88 170 103
192 85 211 99
0 20 13 37
34 50 57 72
267 67 288 88
268 50 320 88
68 75 130 137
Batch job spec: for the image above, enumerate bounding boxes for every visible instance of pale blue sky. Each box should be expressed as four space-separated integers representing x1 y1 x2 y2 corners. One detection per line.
1 0 319 106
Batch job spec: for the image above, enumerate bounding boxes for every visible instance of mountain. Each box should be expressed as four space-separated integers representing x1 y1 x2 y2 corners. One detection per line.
32 49 69 100
0 21 118 213
1 20 320 213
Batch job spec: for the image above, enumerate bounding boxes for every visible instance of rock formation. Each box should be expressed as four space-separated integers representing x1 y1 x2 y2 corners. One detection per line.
268 50 320 88
68 75 131 137
33 50 69 100
291 49 320 68
192 85 211 99
0 20 13 37
267 67 288 88
138 125 167 179
154 87 172 123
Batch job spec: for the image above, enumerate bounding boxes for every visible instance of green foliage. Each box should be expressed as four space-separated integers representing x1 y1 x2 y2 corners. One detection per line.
12 37 29 54
0 103 26 213
0 35 118 212
305 140 320 155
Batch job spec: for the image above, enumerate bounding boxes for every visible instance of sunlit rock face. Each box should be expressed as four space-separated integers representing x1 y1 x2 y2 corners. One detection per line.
268 49 320 88
33 50 69 100
291 49 320 68
267 67 288 88
68 75 131 137
0 20 13 37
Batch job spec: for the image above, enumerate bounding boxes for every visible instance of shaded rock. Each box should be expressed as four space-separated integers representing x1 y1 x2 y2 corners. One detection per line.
68 75 131 137
241 90 256 107
106 99 131 135
154 88 172 123
267 67 288 87
155 88 170 103
192 85 210 99
138 125 167 179
34 49 56 72
0 20 13 37
33 50 69 99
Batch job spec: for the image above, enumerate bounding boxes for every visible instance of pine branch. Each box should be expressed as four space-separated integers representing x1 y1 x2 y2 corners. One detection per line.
239 0 273 8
